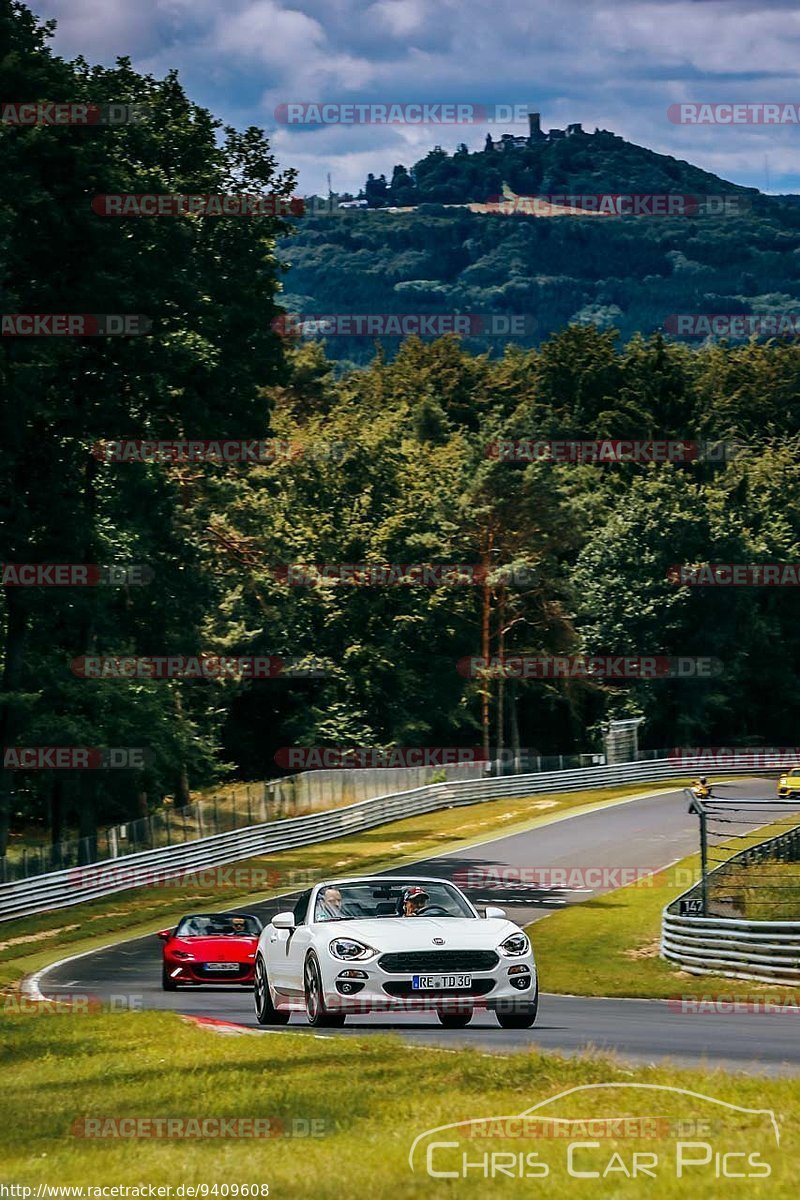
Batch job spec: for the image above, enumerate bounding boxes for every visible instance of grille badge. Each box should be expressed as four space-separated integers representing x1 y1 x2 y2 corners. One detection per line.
432 937 445 945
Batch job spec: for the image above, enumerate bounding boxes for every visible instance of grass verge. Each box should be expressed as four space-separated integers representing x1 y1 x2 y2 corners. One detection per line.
711 858 800 920
0 1009 794 1197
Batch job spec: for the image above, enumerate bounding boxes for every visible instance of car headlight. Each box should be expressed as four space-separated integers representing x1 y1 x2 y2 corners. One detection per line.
172 951 194 959
329 938 376 961
499 931 530 957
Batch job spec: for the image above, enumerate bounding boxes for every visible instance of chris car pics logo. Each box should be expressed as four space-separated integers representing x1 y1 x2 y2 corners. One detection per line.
409 1083 779 1181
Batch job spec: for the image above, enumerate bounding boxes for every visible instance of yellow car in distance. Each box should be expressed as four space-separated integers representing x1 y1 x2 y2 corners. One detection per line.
777 769 800 798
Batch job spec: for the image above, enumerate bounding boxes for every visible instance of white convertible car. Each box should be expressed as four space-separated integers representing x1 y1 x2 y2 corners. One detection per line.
253 875 538 1029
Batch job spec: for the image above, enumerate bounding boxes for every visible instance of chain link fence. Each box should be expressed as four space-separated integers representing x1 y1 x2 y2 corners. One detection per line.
2 762 490 883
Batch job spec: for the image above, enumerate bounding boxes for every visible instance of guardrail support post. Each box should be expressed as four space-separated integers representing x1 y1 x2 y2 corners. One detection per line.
687 790 709 916
699 806 708 916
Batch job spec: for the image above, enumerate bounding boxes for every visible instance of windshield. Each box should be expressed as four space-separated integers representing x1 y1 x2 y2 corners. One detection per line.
313 881 474 921
175 913 261 937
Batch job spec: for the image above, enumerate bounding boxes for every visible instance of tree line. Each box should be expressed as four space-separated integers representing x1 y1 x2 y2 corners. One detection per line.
1 1 799 852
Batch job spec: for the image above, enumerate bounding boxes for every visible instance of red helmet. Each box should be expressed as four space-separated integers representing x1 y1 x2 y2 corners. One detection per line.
399 886 429 913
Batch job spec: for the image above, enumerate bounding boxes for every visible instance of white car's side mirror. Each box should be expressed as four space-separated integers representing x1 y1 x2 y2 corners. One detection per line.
484 905 506 919
272 911 296 930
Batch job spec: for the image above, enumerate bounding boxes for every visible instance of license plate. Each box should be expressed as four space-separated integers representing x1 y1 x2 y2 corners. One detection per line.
205 962 239 972
412 974 472 990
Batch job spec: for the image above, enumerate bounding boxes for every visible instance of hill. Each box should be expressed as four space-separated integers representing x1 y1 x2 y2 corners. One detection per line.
281 126 800 365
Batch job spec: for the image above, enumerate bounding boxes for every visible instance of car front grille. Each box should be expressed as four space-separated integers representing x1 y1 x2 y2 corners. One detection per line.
378 950 500 973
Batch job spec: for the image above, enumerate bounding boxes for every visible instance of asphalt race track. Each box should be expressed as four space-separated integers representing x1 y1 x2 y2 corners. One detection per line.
36 779 800 1075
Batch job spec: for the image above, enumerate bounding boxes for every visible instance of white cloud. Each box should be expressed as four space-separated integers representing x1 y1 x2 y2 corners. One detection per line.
367 0 428 38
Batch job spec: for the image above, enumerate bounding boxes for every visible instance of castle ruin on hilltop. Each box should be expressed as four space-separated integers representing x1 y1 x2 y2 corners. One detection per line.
485 112 583 152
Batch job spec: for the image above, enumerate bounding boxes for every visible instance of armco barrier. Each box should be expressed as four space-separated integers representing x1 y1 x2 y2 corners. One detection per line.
0 753 777 922
662 822 800 984
3 762 487 883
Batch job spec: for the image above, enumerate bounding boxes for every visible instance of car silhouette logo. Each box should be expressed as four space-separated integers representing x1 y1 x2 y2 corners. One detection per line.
432 937 445 945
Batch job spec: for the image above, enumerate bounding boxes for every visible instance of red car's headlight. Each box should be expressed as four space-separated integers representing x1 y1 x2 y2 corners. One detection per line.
172 950 194 959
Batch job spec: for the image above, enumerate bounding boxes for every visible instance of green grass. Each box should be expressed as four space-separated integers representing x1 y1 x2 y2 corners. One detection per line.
708 858 800 920
1 781 686 990
0 1009 795 1198
530 840 800 1002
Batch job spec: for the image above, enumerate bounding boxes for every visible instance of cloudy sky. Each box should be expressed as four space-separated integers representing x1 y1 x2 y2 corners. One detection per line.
30 0 800 195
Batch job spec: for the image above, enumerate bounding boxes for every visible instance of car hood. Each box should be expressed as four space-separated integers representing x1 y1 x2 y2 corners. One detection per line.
168 936 258 960
323 917 522 952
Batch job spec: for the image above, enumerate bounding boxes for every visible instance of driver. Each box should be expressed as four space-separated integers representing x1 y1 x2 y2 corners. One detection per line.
228 916 247 935
316 887 345 921
399 886 429 916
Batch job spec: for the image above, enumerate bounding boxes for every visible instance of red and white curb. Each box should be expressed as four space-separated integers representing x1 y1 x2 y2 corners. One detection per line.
180 1014 260 1036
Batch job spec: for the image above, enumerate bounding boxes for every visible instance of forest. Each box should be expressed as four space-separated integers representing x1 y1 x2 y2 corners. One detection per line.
1 0 799 852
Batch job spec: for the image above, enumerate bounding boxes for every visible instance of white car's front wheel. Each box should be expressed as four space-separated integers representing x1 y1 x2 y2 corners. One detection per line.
254 956 290 1026
304 954 346 1028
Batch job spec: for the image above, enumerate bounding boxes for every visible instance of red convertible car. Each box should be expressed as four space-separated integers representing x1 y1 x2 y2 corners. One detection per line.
158 912 263 989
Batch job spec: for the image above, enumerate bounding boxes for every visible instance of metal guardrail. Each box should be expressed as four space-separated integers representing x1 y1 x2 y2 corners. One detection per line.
662 818 800 985
2 762 488 883
0 752 777 923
